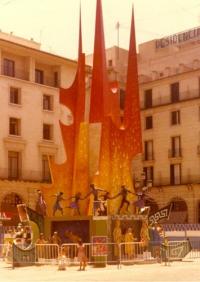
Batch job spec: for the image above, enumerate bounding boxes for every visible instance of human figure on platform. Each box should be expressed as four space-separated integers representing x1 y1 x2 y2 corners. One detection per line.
98 191 116 216
124 227 137 259
52 192 65 216
140 220 150 250
113 185 135 214
65 192 84 215
113 220 122 257
36 190 47 216
84 183 105 201
134 190 153 214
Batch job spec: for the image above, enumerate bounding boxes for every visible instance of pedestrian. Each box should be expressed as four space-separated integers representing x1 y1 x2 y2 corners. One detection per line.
77 239 87 271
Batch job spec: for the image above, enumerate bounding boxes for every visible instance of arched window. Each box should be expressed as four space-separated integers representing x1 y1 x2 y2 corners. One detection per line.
168 197 188 223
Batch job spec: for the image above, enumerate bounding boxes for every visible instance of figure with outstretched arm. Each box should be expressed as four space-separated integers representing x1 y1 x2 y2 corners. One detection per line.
52 192 65 216
65 192 84 215
112 185 135 214
83 184 105 201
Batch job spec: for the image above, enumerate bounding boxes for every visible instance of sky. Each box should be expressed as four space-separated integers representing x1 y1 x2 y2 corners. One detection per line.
0 0 200 59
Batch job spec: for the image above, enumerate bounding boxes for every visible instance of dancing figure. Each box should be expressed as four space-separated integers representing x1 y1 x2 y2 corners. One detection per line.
84 184 105 201
52 192 64 216
36 190 47 216
113 185 135 214
66 192 84 215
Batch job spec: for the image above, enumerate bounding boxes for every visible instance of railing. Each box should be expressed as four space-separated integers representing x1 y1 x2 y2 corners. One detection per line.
35 244 60 263
119 242 158 266
0 167 51 183
0 66 60 88
142 89 200 110
168 149 182 158
143 153 154 161
0 240 199 267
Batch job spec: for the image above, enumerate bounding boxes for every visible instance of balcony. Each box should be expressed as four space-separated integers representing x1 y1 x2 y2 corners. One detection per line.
142 89 200 110
0 167 52 183
2 66 29 81
143 153 154 161
168 148 182 158
1 66 60 88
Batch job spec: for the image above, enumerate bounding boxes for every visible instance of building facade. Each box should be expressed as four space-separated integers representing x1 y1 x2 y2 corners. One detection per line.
86 27 200 223
0 32 82 223
139 27 200 223
2 26 200 224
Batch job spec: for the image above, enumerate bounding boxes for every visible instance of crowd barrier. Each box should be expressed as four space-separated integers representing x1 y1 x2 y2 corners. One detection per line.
0 239 199 268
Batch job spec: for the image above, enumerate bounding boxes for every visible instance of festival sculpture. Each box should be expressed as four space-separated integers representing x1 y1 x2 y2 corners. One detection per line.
42 0 143 217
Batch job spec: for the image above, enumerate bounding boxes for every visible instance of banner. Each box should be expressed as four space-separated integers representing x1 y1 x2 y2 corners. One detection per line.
148 204 172 225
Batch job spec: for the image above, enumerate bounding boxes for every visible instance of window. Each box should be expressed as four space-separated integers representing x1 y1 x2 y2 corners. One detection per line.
43 124 53 140
171 136 181 157
170 163 181 185
10 87 21 105
3 58 15 77
143 166 154 185
144 140 154 161
9 118 21 136
54 72 59 87
198 106 200 121
108 59 113 67
144 89 152 108
43 95 53 111
42 155 51 182
145 116 153 129
171 110 180 125
171 82 179 103
8 151 21 179
35 69 44 84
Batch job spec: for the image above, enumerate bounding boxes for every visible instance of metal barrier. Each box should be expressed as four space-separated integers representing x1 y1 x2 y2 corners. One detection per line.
0 243 12 261
1 239 198 268
163 240 190 262
61 243 119 266
119 242 157 266
35 244 60 264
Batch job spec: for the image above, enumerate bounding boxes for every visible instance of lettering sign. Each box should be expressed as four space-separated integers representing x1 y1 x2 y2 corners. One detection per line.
148 203 172 225
156 27 200 49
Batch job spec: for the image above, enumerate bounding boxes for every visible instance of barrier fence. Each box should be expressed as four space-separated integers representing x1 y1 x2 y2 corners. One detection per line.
0 240 199 267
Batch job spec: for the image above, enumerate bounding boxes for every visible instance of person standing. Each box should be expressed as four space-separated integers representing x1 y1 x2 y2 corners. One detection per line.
77 239 87 271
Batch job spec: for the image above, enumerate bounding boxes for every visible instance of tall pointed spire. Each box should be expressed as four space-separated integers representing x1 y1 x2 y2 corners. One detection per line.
78 4 82 58
89 0 110 123
124 6 142 156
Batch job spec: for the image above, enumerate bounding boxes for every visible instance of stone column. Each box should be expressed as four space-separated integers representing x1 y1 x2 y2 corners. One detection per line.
0 48 2 75
28 56 35 82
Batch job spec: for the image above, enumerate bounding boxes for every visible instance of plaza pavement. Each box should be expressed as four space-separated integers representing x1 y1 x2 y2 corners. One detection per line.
1 260 200 282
